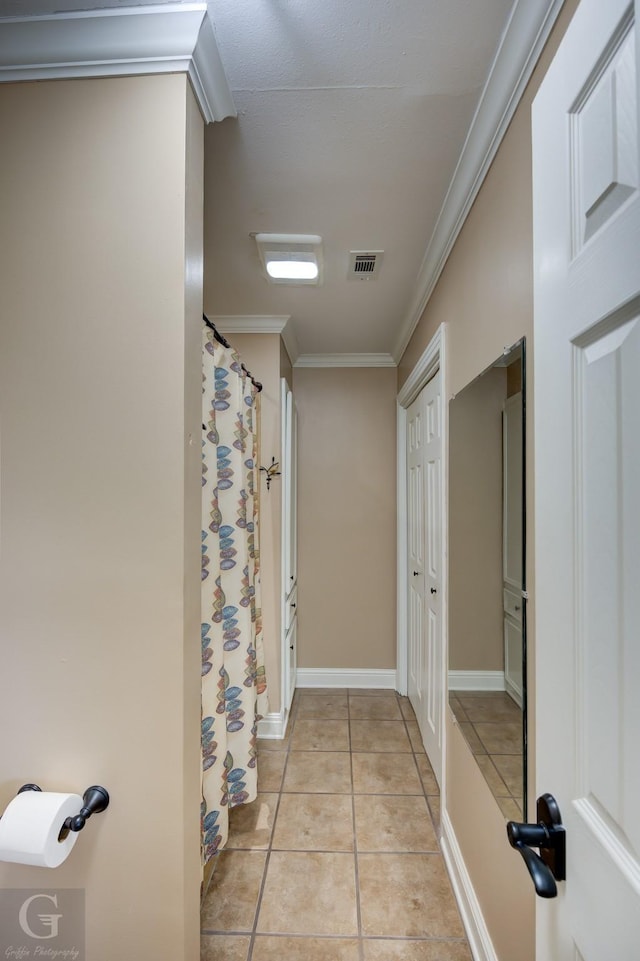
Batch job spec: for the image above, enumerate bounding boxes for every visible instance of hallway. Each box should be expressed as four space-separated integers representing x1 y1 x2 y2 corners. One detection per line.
201 689 471 960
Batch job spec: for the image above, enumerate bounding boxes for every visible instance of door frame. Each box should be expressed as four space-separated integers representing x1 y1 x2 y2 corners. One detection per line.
396 323 448 772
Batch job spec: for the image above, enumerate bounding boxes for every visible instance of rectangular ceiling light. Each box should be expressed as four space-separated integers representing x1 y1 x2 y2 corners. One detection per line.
255 233 323 285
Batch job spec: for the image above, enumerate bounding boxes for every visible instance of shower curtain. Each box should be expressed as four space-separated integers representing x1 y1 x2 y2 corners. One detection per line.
201 326 268 864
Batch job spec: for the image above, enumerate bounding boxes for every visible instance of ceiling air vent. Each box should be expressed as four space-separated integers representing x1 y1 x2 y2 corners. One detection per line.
348 250 384 280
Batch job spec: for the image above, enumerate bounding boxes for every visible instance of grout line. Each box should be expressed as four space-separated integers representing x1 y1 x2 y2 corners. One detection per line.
203 929 470 942
278 789 428 796
229 845 443 855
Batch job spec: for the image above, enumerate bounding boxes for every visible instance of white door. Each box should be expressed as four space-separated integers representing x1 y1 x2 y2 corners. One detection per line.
407 372 443 784
533 0 640 957
407 389 426 732
282 379 298 713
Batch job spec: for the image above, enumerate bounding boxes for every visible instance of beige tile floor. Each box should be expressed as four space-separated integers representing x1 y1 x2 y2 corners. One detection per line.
448 692 524 820
201 689 472 961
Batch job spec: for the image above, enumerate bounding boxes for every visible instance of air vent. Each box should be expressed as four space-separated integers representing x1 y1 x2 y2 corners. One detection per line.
348 250 384 280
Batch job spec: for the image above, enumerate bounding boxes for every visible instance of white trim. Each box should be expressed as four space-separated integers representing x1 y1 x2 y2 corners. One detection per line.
188 13 238 124
294 353 396 368
392 0 565 362
212 315 291 334
296 668 396 690
397 327 444 407
0 3 235 124
257 709 287 740
441 810 499 961
448 670 506 692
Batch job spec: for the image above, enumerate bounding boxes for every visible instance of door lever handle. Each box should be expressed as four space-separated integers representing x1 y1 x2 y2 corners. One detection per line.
506 793 566 899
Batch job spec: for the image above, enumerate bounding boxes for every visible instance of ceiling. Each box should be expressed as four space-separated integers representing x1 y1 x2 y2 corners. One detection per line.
0 0 526 363
202 0 516 362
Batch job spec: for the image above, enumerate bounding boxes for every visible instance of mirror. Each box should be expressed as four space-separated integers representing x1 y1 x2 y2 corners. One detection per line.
448 339 526 820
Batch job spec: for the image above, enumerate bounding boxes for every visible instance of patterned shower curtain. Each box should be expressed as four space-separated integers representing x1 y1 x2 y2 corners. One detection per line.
201 326 268 864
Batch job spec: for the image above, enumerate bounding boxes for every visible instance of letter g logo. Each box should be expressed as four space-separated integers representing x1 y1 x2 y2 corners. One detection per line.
18 894 62 939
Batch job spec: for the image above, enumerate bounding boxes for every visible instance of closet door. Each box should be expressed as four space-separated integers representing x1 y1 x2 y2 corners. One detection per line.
407 390 426 734
282 379 298 713
407 372 443 785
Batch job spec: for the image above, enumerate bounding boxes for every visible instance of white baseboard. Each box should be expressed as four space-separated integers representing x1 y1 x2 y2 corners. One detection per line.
296 668 397 690
257 709 287 739
441 810 498 961
448 670 505 692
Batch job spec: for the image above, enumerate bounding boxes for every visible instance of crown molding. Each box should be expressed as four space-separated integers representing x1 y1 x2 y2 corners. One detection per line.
0 2 235 124
294 353 396 368
212 314 299 366
210 319 395 369
392 0 565 362
212 315 290 334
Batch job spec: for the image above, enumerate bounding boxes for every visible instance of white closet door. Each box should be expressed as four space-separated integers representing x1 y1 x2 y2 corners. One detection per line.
407 389 426 731
407 372 443 785
281 379 297 713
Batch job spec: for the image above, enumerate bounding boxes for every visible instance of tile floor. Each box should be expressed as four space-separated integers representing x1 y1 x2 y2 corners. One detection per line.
201 689 472 961
448 692 524 820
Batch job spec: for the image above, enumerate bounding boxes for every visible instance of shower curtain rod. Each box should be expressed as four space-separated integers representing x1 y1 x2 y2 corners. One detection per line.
203 314 263 393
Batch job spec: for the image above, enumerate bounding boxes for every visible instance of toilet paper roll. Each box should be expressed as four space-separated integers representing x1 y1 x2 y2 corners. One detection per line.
0 791 84 868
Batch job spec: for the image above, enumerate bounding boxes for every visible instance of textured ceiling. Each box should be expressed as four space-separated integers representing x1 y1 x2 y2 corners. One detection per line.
0 0 517 361
203 0 515 360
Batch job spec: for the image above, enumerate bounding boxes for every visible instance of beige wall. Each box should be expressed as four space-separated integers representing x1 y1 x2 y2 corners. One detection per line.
449 367 506 672
448 723 534 961
225 333 284 713
397 2 579 957
293 367 397 671
0 75 202 960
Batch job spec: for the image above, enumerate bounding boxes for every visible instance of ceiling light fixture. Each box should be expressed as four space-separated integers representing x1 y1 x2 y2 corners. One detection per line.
255 233 323 286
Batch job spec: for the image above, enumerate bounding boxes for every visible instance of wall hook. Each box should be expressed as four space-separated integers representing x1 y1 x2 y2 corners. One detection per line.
260 456 281 491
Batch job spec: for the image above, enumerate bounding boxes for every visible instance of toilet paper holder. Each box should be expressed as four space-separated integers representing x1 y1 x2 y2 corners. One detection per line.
16 783 110 840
